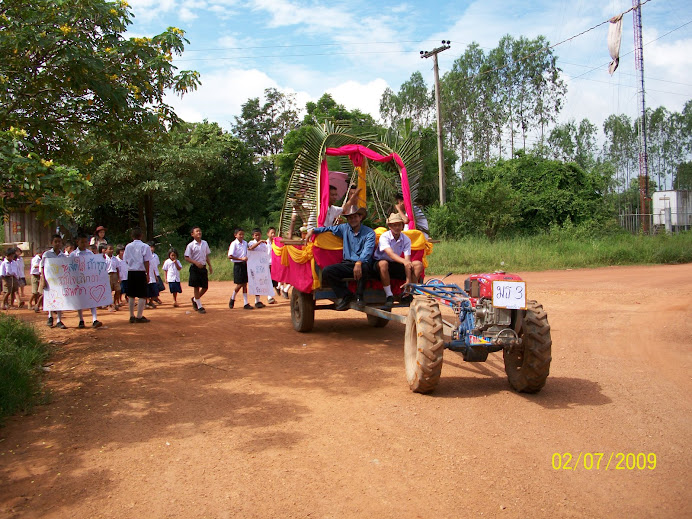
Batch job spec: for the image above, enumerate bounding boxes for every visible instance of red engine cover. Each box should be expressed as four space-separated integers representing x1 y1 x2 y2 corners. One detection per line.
468 271 523 299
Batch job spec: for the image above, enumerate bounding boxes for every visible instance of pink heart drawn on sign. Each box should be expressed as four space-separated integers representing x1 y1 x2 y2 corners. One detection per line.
90 285 105 302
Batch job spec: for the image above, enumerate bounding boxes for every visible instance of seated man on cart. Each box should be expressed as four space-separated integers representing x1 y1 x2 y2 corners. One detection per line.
305 204 376 311
375 213 424 309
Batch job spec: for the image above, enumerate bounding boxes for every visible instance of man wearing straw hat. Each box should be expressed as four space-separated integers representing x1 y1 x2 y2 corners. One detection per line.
306 204 376 311
375 213 424 309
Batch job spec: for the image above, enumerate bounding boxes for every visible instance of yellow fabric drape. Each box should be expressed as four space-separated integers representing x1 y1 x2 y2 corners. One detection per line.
356 160 367 209
314 232 343 250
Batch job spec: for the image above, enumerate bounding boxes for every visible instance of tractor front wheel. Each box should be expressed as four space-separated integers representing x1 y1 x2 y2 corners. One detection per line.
504 300 552 393
290 289 315 332
404 298 445 393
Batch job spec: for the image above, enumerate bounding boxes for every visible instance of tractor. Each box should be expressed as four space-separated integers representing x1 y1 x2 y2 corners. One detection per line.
271 124 552 393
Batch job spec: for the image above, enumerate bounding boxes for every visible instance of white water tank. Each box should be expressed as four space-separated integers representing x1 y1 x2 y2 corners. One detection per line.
652 190 692 229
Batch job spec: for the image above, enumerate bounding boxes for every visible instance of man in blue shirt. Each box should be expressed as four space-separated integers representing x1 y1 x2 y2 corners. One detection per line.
306 205 376 311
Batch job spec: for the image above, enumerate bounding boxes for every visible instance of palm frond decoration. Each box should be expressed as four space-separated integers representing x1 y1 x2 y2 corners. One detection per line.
278 122 424 237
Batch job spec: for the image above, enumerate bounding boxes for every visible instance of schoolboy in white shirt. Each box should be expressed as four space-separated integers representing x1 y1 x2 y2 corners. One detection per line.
146 242 162 308
184 226 213 314
374 213 424 309
115 244 128 304
41 234 66 328
29 251 42 311
104 244 120 311
228 227 252 310
123 227 152 323
70 233 103 328
1 248 17 310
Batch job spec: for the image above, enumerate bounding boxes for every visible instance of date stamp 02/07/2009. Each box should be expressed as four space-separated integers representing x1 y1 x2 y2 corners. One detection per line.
552 452 657 471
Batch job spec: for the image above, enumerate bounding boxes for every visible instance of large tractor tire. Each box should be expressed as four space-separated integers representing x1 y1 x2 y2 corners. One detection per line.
504 300 552 393
404 298 445 393
290 289 315 332
366 314 389 328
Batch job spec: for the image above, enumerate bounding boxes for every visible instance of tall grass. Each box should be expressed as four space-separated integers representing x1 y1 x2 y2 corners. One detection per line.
173 231 692 281
0 314 50 423
427 231 692 274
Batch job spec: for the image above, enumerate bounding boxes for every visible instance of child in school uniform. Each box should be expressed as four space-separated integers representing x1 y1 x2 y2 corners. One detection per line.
123 227 152 323
184 226 213 314
15 248 26 307
115 244 128 305
265 227 278 304
70 233 103 328
29 250 42 312
248 227 270 308
104 244 120 311
228 228 253 310
162 248 183 307
1 248 18 310
146 242 161 308
63 240 75 255
41 235 66 328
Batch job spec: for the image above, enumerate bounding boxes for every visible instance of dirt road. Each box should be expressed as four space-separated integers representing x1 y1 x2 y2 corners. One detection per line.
1 264 691 518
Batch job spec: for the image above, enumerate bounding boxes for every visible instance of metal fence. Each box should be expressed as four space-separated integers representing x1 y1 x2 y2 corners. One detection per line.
619 211 692 234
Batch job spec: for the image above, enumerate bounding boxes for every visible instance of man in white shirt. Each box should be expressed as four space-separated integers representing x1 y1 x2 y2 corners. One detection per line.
375 213 424 309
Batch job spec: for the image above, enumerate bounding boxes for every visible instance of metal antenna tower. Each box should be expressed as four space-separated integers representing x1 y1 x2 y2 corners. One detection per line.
633 0 650 231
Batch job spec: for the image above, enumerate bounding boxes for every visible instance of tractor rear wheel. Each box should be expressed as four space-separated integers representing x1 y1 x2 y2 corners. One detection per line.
290 289 315 332
367 314 389 328
504 300 552 393
404 298 445 393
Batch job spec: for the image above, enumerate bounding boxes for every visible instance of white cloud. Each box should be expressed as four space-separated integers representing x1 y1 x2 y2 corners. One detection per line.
327 79 389 121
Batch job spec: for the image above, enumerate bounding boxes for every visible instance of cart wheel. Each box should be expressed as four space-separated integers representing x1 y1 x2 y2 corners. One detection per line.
290 288 315 332
404 298 445 393
366 314 389 328
504 300 552 393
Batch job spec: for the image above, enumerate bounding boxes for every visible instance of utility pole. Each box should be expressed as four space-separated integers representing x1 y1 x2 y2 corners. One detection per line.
632 0 650 232
421 40 451 205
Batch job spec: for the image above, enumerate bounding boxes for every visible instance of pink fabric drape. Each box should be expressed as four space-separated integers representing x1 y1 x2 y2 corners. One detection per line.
316 144 415 229
270 238 313 293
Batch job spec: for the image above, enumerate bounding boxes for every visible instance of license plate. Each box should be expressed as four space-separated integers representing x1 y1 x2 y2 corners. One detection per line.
492 281 526 309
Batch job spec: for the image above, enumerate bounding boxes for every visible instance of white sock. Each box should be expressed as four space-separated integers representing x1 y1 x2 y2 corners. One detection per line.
137 298 145 318
255 295 261 303
195 297 203 309
91 308 98 321
243 293 248 305
383 285 393 297
55 311 62 322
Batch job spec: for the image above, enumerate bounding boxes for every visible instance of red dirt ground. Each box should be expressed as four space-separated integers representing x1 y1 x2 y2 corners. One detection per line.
1 264 691 518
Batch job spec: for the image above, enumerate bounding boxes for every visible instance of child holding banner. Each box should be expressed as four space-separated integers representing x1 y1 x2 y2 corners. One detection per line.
41 234 66 328
123 228 152 323
248 228 273 308
228 228 252 310
70 233 103 328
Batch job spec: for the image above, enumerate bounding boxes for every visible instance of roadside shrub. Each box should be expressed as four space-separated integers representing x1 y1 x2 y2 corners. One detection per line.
0 315 50 423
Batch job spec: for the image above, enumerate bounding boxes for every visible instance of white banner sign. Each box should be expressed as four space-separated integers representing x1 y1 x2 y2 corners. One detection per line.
43 256 113 311
247 248 274 296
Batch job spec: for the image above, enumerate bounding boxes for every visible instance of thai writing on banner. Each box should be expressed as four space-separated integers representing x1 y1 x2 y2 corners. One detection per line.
42 256 113 311
247 249 274 296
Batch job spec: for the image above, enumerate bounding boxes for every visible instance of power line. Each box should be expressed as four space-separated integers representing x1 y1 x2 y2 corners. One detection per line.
175 49 411 62
183 39 442 53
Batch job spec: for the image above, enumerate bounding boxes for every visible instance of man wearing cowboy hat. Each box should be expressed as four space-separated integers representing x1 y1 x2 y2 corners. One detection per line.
375 213 424 309
306 204 376 311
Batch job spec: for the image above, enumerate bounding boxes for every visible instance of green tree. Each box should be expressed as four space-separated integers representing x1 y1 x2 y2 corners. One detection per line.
0 0 200 158
547 118 598 170
673 162 692 190
380 71 433 131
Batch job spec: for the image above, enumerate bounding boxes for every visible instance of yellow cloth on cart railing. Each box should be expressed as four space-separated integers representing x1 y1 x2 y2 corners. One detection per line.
373 228 433 267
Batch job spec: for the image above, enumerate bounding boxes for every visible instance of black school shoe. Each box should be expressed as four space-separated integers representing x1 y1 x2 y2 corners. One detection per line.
255 301 265 309
92 320 103 328
335 294 354 311
56 321 67 329
243 304 253 310
46 316 54 327
191 297 198 311
197 307 206 314
229 297 235 309
78 320 85 329
382 296 394 310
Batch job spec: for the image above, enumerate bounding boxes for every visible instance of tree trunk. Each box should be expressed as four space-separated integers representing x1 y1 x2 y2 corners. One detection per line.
138 198 145 232
145 194 154 242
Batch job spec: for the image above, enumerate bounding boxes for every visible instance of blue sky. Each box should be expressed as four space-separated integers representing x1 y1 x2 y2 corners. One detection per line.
127 0 692 142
